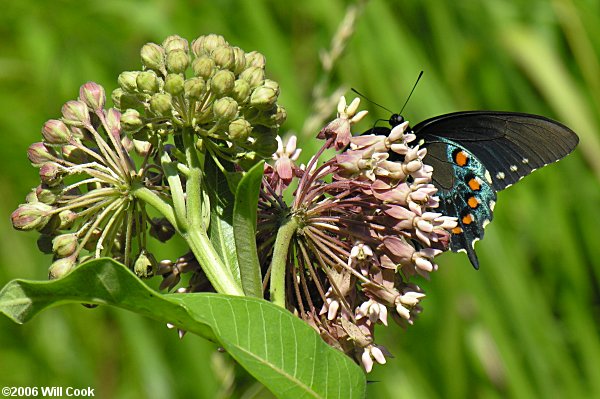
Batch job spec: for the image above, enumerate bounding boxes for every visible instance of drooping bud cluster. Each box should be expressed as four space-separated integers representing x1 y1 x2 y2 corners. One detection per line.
112 34 286 168
11 82 167 279
257 97 457 372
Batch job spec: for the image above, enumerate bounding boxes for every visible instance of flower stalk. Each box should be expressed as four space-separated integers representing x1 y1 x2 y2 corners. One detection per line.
269 214 298 307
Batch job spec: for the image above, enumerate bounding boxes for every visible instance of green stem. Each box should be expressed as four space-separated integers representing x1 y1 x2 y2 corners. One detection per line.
184 229 244 296
132 186 177 229
182 127 243 296
182 128 204 230
160 151 188 232
270 216 298 308
133 185 243 296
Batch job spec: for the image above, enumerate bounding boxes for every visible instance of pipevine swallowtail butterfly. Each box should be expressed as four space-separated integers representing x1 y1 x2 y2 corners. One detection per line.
366 111 579 269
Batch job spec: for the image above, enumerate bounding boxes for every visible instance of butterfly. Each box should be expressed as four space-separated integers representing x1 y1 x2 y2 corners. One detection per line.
367 111 579 269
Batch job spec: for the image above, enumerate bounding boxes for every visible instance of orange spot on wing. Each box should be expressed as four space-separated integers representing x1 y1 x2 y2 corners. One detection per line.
452 227 463 234
468 196 479 208
455 151 469 166
462 214 474 225
468 178 481 191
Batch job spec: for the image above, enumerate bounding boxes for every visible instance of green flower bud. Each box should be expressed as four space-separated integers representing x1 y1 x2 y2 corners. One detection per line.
245 51 266 68
69 127 86 141
37 234 53 254
150 93 173 116
231 79 251 103
25 189 38 203
52 233 78 257
133 139 152 157
118 71 140 92
105 108 121 136
250 86 278 110
136 70 160 94
163 35 189 53
239 66 265 88
36 184 61 205
212 46 235 69
42 119 71 144
262 79 280 95
184 77 206 99
48 257 76 280
134 250 156 278
166 49 190 74
61 144 87 164
164 74 185 96
27 142 56 165
149 217 175 242
213 97 238 122
228 118 252 142
39 162 63 186
272 105 287 126
210 70 235 97
231 47 247 75
121 109 144 133
62 100 90 127
11 202 54 231
254 105 286 127
140 43 166 73
111 88 124 109
191 34 227 57
58 209 77 229
79 82 106 111
192 56 216 79
118 93 146 113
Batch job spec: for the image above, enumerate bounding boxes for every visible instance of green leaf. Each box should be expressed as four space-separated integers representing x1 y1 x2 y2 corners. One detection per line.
0 259 366 398
204 156 241 284
234 160 264 298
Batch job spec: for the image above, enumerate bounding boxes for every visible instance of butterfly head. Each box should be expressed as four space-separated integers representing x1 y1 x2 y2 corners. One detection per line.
388 113 405 127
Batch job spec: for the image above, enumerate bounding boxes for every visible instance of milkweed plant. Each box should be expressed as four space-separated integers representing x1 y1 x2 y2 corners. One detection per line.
4 34 457 393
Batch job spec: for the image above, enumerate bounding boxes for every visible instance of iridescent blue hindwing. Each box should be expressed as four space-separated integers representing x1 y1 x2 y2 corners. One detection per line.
422 137 497 269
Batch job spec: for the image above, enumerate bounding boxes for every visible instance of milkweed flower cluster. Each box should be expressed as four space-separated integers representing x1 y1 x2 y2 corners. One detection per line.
10 82 161 278
257 97 457 372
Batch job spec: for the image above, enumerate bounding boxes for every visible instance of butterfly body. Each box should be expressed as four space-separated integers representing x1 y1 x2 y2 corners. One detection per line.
371 111 579 269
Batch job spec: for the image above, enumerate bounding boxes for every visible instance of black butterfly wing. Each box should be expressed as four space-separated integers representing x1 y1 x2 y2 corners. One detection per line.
413 111 579 191
412 111 578 268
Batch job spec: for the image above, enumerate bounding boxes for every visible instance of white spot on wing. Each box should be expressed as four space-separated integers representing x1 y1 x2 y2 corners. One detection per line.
490 200 496 211
484 170 492 184
522 158 529 164
482 219 490 228
471 237 480 249
496 172 505 180
510 165 518 172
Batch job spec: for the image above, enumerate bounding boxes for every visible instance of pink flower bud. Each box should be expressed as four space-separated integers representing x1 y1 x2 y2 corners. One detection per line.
79 82 106 111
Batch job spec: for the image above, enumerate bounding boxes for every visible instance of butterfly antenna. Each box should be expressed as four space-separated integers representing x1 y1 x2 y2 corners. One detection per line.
399 70 423 115
350 88 395 114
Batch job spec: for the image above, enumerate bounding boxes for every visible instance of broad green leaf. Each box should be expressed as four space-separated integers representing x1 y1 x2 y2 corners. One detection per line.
204 156 241 284
0 259 366 399
233 160 264 298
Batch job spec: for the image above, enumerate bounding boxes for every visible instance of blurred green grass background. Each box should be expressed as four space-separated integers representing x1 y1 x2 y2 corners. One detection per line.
1 0 599 397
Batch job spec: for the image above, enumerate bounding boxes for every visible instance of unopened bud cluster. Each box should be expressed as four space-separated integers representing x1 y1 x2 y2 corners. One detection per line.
112 34 286 167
